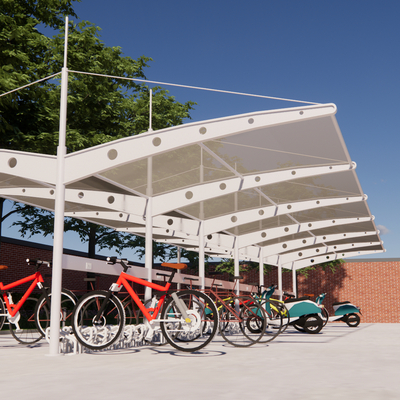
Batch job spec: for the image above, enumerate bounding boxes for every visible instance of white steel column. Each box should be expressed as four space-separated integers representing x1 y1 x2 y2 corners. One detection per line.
259 247 264 288
145 157 153 300
277 260 283 301
49 17 69 356
199 148 205 289
234 239 240 296
292 264 297 297
177 246 181 290
199 222 205 289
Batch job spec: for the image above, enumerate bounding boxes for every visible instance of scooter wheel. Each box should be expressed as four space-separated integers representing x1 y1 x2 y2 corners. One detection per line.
303 314 323 334
345 313 360 327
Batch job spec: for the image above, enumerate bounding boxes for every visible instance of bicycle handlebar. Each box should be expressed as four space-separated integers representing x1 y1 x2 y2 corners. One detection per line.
26 259 51 268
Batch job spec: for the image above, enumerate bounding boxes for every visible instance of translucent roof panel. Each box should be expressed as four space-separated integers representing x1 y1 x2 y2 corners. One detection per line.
202 116 350 175
179 188 273 220
0 103 385 262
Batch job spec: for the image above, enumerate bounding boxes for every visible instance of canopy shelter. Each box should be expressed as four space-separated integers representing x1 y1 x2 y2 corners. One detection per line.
0 102 384 274
0 100 385 357
0 18 384 356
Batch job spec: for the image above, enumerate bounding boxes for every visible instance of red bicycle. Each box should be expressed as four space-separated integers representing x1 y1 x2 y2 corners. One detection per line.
0 259 76 344
71 257 219 352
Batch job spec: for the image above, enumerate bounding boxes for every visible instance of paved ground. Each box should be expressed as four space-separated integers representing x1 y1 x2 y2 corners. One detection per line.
1 323 399 400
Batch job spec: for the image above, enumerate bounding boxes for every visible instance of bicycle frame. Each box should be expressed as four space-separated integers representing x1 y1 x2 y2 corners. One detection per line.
0 272 44 318
115 272 171 323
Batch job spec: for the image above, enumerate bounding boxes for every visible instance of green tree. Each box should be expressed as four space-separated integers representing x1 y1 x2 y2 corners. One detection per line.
215 259 274 276
0 0 195 258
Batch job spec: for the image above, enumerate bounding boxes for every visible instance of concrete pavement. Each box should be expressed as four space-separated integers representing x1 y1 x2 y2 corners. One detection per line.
1 323 399 400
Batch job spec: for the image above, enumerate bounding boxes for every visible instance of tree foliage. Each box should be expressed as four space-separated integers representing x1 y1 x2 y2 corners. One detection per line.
215 259 275 276
0 0 195 257
214 258 343 279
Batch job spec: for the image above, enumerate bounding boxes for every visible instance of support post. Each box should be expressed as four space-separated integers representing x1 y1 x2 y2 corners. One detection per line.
49 17 69 356
199 222 205 289
277 261 283 301
259 247 264 289
292 265 297 297
145 157 153 300
234 239 240 296
177 246 181 290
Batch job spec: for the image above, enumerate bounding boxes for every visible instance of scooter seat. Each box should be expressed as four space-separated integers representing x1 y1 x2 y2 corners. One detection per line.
284 296 310 303
332 301 351 306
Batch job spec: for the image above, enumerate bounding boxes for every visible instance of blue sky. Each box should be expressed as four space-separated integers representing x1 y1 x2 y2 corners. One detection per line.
3 0 399 259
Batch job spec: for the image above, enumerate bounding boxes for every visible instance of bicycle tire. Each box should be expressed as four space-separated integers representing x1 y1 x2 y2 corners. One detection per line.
218 298 266 347
293 323 305 332
35 289 77 336
72 290 125 350
0 297 5 331
9 297 43 344
123 301 136 325
321 307 329 327
274 301 290 333
160 290 218 352
259 299 283 343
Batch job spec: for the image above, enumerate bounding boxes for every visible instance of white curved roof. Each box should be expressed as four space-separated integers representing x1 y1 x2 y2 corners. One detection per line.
0 102 384 268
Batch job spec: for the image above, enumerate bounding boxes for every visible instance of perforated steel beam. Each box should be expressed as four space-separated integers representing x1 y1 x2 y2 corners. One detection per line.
151 163 354 216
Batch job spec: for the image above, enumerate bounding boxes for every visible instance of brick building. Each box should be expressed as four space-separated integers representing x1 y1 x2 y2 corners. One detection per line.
1 237 398 323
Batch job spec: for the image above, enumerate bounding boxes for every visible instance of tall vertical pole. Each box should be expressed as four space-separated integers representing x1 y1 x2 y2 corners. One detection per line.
234 239 240 295
199 222 205 289
259 247 264 288
49 17 69 356
177 246 181 290
277 259 283 301
292 264 297 297
145 157 153 301
148 88 153 132
199 148 205 289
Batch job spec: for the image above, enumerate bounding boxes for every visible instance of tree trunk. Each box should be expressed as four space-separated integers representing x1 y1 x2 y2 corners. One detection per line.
88 224 97 259
86 224 97 290
0 198 4 251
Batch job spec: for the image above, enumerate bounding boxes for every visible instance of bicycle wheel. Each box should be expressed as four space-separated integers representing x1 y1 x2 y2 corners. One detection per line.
160 290 218 352
219 298 266 347
9 297 43 344
293 323 305 332
273 301 290 333
0 298 6 331
72 290 125 350
259 299 283 343
320 307 329 327
123 301 136 325
35 289 77 336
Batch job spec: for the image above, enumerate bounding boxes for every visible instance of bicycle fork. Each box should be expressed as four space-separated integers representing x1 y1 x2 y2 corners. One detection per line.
171 292 192 323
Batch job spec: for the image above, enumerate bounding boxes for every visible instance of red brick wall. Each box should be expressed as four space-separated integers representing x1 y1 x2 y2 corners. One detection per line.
238 261 400 323
0 241 88 296
1 239 399 322
296 261 400 323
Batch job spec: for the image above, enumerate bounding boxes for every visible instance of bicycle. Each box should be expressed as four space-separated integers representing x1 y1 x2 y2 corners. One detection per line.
251 284 290 333
71 257 219 352
0 258 77 344
204 273 268 347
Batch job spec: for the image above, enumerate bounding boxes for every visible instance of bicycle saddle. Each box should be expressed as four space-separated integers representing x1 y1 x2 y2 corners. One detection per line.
0 265 8 271
161 262 187 270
